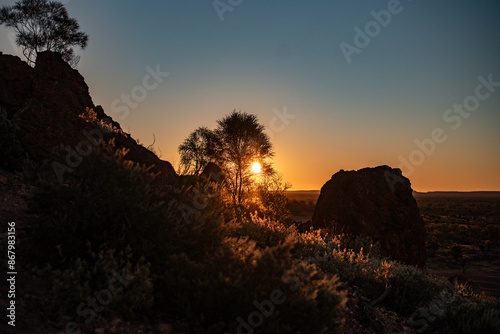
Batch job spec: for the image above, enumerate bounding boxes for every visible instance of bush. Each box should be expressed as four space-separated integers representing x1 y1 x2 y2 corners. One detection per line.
157 237 347 333
254 173 291 221
40 246 154 321
231 215 299 248
25 141 164 267
311 234 440 314
387 263 441 314
0 109 24 171
232 217 439 315
25 140 226 272
438 299 500 333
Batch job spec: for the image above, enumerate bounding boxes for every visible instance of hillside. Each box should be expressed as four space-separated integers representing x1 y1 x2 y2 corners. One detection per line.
0 51 176 180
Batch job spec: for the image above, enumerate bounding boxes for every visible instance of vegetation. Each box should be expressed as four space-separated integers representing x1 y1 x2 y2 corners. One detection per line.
254 173 291 221
23 139 348 333
417 194 500 275
18 144 500 332
214 111 274 210
8 112 498 332
2 2 497 331
179 110 281 221
0 0 88 66
178 126 221 175
438 299 500 333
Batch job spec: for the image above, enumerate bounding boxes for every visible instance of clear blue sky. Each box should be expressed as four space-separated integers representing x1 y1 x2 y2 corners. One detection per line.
1 0 499 190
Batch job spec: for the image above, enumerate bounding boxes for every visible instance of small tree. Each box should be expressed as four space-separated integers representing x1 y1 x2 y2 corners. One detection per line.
178 126 221 175
178 111 286 221
215 111 274 218
0 0 88 66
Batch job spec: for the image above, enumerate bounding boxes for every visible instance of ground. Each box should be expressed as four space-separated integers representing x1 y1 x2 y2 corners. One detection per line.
1 172 498 333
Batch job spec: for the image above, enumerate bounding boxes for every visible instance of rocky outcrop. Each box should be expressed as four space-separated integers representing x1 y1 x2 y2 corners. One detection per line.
312 165 426 267
201 162 225 183
0 51 176 181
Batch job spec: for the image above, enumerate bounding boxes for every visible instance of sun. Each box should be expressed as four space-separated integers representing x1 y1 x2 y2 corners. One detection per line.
251 162 261 174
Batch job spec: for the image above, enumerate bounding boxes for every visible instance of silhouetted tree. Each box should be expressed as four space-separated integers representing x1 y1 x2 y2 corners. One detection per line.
214 110 274 219
0 0 88 66
178 126 221 175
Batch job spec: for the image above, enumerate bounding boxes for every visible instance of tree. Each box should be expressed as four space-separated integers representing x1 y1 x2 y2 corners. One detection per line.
214 111 274 217
0 0 88 66
178 126 221 175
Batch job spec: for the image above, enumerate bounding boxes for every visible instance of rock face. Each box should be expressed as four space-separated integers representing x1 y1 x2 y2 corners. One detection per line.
312 166 426 267
201 162 225 183
0 51 176 181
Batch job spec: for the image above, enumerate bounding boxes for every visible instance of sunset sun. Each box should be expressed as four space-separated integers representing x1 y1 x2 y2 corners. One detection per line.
251 162 261 174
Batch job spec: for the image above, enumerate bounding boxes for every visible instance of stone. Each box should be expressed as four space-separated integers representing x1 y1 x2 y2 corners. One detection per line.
312 165 426 267
0 51 177 181
200 162 225 183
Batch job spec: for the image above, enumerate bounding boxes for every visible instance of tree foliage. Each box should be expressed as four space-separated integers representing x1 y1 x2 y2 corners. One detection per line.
178 111 278 219
178 126 221 175
214 111 274 213
0 0 88 66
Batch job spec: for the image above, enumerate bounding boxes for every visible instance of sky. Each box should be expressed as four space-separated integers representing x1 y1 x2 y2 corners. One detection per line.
1 0 499 191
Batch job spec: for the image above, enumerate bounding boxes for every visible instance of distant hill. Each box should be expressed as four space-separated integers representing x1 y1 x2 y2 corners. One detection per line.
413 191 500 199
287 190 500 204
286 190 320 203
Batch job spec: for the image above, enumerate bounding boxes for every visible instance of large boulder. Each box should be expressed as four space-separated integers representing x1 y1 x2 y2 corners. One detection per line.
312 165 426 267
0 51 176 181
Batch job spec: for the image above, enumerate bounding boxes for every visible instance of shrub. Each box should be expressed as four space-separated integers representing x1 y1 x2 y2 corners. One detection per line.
40 246 153 321
24 141 164 267
25 140 226 272
332 233 382 260
254 173 291 221
387 263 441 314
438 299 500 334
311 235 440 314
157 237 347 333
233 217 440 315
231 215 299 248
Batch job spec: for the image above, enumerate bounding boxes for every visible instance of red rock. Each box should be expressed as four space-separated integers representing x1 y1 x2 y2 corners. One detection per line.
0 51 177 181
312 166 426 267
200 162 225 183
